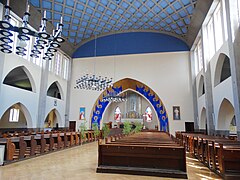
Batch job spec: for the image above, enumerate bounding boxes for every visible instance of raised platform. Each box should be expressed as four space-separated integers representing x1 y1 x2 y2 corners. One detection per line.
97 165 188 179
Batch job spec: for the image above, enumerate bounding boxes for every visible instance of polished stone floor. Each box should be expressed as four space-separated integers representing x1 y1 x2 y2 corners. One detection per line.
0 142 222 180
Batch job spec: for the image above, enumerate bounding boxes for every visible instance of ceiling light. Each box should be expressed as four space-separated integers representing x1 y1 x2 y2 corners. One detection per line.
0 48 12 53
0 0 65 60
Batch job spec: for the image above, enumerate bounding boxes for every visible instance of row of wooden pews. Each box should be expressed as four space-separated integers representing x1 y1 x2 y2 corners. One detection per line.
97 131 187 179
0 130 96 165
176 132 240 179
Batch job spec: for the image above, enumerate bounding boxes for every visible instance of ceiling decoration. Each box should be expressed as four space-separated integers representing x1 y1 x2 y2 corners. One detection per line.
29 0 198 47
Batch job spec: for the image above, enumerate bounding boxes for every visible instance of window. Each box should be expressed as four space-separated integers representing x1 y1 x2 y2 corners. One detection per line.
63 56 70 80
194 39 203 74
55 52 62 76
214 3 223 51
114 106 121 122
145 107 152 122
9 108 20 122
49 57 54 72
222 0 228 41
206 18 215 59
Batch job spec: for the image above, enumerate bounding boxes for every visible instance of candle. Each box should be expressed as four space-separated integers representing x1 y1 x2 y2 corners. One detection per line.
44 10 46 18
26 4 30 13
60 16 63 24
6 0 10 6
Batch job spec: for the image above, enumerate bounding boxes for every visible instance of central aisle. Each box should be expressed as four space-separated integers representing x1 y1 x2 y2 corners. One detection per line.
0 142 221 180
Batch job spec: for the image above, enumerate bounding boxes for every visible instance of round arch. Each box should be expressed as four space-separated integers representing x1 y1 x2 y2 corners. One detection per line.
90 78 169 132
217 98 235 130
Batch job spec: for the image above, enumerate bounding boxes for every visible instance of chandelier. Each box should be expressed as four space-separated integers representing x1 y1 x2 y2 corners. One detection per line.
74 34 113 91
0 0 64 60
102 91 127 102
74 74 113 91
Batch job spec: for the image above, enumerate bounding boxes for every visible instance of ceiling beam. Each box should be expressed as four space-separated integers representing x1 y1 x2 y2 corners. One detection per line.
186 0 214 48
0 0 75 57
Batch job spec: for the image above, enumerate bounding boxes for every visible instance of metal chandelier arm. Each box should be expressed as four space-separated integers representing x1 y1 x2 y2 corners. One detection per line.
0 0 65 60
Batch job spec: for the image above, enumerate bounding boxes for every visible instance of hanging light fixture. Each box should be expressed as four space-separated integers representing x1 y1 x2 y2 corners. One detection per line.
102 90 127 102
0 0 64 59
102 32 127 103
74 35 113 91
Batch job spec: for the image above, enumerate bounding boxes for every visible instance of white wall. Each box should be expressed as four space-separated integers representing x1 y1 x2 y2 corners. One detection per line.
195 38 234 131
0 53 69 129
70 51 194 135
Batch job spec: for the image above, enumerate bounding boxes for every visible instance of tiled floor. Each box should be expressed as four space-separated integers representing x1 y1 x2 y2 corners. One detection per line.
0 142 222 180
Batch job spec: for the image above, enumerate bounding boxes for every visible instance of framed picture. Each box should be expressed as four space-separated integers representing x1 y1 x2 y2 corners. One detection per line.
173 106 180 120
79 107 86 120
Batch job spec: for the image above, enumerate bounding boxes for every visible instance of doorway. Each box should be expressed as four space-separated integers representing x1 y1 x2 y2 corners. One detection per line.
69 121 76 131
185 122 194 132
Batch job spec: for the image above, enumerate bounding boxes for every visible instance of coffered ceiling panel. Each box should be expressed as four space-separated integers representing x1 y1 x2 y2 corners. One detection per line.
29 0 198 47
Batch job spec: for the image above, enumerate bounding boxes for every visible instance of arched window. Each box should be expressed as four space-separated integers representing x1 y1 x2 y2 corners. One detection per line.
220 56 231 83
114 106 121 122
47 81 62 99
214 53 231 86
3 66 34 91
145 106 152 122
198 75 205 97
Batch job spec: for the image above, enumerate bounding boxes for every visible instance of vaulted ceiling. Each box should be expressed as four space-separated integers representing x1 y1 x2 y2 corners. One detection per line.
0 0 213 56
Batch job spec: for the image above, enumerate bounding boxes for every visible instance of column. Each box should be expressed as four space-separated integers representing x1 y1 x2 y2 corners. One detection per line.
190 51 199 130
37 61 49 129
224 0 240 139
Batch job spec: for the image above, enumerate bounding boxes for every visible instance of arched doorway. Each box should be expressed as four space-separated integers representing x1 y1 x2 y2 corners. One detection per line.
91 78 169 132
199 107 207 129
0 103 32 128
44 109 60 129
217 98 235 134
102 90 160 130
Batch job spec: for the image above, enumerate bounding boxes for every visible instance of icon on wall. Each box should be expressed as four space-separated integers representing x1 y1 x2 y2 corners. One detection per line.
79 107 86 120
173 106 180 120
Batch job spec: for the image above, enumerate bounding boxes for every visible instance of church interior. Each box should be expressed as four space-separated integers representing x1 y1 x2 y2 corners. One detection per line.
0 0 240 179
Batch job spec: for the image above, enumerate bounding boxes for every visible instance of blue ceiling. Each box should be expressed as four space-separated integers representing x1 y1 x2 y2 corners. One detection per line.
29 0 198 47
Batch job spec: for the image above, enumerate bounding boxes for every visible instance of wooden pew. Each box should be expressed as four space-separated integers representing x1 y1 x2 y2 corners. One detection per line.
0 138 15 162
34 134 46 154
0 130 86 165
176 132 240 179
217 144 240 179
11 137 27 160
97 132 187 179
23 135 37 157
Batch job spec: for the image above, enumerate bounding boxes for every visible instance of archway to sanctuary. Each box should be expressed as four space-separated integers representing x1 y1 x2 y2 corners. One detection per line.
102 90 160 130
90 78 169 132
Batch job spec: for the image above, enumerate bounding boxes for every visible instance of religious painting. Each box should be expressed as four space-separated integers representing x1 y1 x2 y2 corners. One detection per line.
173 106 180 120
79 107 86 120
114 106 121 122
